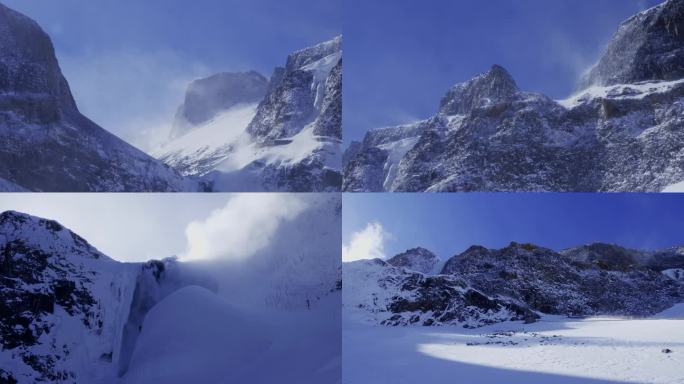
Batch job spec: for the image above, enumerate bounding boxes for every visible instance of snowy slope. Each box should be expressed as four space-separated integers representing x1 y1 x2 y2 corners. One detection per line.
122 286 272 384
125 288 341 384
154 103 259 176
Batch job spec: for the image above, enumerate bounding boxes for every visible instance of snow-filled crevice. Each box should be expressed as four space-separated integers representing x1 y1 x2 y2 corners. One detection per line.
117 259 217 377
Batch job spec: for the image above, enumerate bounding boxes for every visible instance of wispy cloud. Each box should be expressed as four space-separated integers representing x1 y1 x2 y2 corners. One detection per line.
342 222 390 262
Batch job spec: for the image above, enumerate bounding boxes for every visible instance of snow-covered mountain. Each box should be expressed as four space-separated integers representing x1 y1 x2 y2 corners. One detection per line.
0 4 186 192
0 211 139 382
344 241 684 328
0 2 341 192
155 37 343 192
154 72 268 176
344 0 684 192
0 200 341 383
0 211 220 382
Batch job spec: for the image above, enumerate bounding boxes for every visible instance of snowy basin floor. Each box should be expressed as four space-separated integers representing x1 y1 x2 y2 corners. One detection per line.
343 315 684 384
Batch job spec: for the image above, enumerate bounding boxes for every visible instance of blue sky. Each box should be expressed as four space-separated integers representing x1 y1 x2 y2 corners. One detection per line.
343 194 684 261
342 0 662 145
3 0 340 150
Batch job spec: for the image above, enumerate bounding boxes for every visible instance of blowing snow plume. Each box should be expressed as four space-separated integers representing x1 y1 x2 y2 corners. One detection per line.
182 194 308 262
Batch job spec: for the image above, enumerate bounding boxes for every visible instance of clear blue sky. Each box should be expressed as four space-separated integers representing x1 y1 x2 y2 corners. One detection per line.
343 194 684 260
2 0 340 150
342 0 663 145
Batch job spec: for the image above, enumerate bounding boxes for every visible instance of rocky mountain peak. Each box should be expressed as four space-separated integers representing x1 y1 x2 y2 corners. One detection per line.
580 0 684 88
387 247 439 274
285 35 342 72
170 71 269 139
439 64 519 115
246 36 342 143
0 3 77 119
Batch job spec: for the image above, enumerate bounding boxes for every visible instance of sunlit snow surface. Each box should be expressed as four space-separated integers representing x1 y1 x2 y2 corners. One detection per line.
663 181 684 192
153 103 259 176
343 305 684 384
557 79 684 109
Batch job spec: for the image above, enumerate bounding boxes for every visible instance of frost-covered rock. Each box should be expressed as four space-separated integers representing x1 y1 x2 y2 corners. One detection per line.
344 1 684 192
448 242 684 317
0 3 186 192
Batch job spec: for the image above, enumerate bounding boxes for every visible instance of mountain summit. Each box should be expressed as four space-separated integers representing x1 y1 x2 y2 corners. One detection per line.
439 65 519 115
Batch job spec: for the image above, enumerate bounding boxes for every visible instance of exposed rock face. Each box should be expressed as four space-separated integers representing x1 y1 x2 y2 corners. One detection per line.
387 247 439 274
312 59 342 138
345 242 684 328
344 1 684 192
247 36 342 142
580 0 684 88
248 38 343 192
170 71 268 139
561 243 684 272
446 242 683 317
0 3 185 192
342 147 388 192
